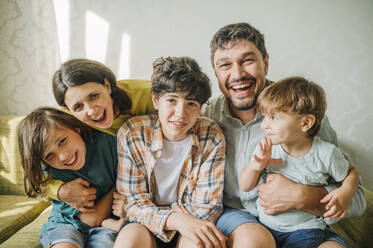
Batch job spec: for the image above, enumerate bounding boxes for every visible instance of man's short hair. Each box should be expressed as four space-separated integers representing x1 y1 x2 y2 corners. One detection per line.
151 56 211 105
257 76 327 137
210 22 267 67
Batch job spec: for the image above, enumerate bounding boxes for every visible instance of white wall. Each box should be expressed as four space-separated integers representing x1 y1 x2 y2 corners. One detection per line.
1 0 372 190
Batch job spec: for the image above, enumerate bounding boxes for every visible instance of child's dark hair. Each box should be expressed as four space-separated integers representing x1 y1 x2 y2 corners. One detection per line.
151 56 211 105
17 107 92 197
257 76 327 137
53 58 132 115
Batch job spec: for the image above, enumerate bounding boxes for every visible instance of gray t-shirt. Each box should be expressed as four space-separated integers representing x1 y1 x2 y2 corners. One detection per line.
254 136 349 231
201 95 366 221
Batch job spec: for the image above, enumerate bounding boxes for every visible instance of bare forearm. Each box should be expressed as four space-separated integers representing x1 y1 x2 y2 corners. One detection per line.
296 183 328 216
340 165 359 199
239 163 261 192
79 188 115 227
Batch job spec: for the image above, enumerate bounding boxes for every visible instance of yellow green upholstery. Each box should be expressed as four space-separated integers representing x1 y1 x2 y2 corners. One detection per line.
0 195 50 243
1 206 51 248
331 188 373 248
0 115 25 196
0 115 50 246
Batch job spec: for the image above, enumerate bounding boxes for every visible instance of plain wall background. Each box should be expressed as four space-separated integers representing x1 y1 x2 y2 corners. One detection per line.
1 0 372 190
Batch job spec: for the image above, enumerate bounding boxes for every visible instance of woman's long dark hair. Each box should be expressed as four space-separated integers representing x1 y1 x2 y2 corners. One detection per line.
53 58 132 116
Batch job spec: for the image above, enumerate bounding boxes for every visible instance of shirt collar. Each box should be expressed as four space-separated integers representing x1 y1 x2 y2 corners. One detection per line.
150 116 200 156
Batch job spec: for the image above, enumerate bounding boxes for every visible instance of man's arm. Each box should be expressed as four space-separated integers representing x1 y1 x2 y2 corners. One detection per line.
257 173 328 216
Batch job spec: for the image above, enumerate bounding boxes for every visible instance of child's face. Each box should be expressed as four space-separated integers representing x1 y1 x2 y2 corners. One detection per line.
152 92 201 142
64 80 114 129
261 111 309 145
43 127 86 170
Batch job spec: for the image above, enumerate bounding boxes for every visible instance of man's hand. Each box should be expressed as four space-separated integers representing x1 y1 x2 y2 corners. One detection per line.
258 173 328 216
112 191 127 218
57 178 97 212
165 212 227 248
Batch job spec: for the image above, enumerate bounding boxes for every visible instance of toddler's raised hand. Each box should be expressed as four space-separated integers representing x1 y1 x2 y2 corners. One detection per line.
252 136 281 171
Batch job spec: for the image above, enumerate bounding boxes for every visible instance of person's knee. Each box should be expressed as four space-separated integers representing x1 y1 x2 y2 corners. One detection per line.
318 241 347 248
113 223 155 248
229 223 275 248
52 243 79 248
177 235 200 248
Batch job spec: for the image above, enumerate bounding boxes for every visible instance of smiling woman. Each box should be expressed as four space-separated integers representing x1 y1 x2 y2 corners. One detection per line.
44 58 156 209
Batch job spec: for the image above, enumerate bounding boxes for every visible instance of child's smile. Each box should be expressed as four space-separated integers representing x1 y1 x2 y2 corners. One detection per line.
43 127 86 170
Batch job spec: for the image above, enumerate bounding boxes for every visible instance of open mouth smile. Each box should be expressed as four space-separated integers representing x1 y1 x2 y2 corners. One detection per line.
228 79 256 94
65 152 78 167
90 110 106 122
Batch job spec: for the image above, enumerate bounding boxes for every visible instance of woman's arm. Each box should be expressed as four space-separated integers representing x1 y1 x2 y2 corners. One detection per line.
44 177 97 212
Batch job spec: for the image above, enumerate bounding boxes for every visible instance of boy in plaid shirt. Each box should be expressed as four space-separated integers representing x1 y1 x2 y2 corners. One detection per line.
115 56 227 248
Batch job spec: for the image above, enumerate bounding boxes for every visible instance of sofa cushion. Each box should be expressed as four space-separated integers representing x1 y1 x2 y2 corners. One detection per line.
331 187 373 248
0 195 50 243
1 205 52 248
0 115 25 196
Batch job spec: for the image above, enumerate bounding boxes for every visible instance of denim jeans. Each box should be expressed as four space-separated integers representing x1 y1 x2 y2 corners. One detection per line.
40 223 117 248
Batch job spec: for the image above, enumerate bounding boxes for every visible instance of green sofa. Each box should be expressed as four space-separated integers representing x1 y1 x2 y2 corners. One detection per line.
0 114 372 247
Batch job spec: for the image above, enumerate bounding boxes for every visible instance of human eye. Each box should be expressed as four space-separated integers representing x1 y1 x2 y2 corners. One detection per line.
271 115 278 121
58 137 67 146
188 101 199 108
73 103 83 112
44 153 54 161
90 93 99 100
243 57 255 64
218 63 230 70
166 98 176 104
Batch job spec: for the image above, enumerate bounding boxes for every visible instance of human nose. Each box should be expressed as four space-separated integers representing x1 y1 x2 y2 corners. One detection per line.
85 103 95 116
261 117 269 131
175 102 186 118
57 150 69 163
231 64 245 81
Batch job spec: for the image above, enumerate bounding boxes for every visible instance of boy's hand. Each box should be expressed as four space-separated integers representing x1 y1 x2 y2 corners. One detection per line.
112 191 127 218
166 213 227 248
102 217 127 232
252 136 282 171
320 187 351 219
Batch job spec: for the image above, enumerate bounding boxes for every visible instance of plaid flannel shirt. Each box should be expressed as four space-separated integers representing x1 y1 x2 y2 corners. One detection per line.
116 114 225 242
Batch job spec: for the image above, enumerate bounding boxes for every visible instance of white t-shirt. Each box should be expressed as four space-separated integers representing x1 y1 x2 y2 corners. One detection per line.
154 135 191 206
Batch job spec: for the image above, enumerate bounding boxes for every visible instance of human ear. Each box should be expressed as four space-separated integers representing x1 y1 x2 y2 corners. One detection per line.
103 78 112 94
151 93 159 110
301 114 315 133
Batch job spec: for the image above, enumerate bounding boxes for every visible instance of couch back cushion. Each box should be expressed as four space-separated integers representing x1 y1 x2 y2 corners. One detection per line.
0 115 25 195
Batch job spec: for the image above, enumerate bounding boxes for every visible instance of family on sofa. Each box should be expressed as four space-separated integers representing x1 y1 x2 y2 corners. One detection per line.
16 22 366 248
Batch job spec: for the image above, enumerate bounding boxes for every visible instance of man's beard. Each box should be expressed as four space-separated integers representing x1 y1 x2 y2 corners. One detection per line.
225 76 259 111
227 94 258 111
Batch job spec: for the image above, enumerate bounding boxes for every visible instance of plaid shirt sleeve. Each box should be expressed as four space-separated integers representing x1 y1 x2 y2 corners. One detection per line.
116 119 176 242
173 118 226 222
